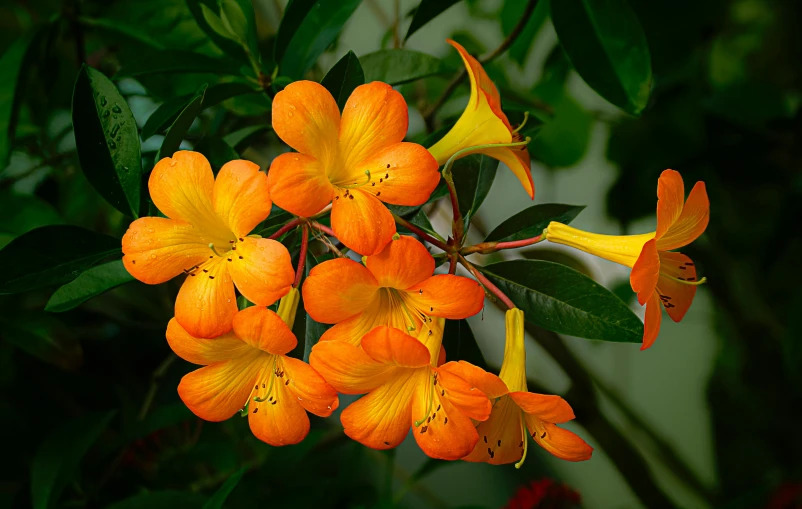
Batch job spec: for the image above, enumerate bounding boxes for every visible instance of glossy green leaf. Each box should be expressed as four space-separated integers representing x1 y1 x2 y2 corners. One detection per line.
201 4 237 41
203 468 245 509
0 191 62 249
442 319 487 367
530 94 592 168
408 209 445 242
452 154 498 228
72 65 142 217
485 204 585 243
45 260 134 313
220 0 261 65
0 225 120 294
0 313 82 370
405 0 461 41
187 0 249 59
278 0 362 79
157 84 207 161
273 0 317 64
223 124 270 151
0 31 37 169
321 51 365 110
480 260 643 342
551 0 652 115
116 49 243 78
361 49 450 85
31 411 116 509
106 491 208 509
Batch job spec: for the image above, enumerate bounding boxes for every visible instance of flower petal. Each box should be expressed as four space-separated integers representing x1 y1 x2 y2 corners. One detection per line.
232 307 297 355
655 251 698 323
657 181 710 251
482 145 534 199
365 235 434 290
122 217 208 284
509 391 575 424
267 152 335 217
309 339 394 394
249 371 310 446
302 258 380 324
439 360 509 399
437 366 492 421
272 80 340 163
178 351 262 421
463 395 525 465
654 169 685 241
228 237 294 307
641 292 663 350
630 238 659 306
405 275 485 319
175 257 237 338
354 142 440 206
526 417 593 462
166 317 250 365
330 188 396 255
341 372 418 449
213 159 272 237
318 295 419 346
281 355 339 417
361 326 431 368
339 82 408 174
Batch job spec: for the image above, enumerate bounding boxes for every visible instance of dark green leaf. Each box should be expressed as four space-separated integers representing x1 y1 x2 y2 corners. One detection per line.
452 154 498 228
223 124 270 151
442 319 487 368
0 31 38 169
78 17 166 49
501 0 550 67
142 82 256 140
321 51 365 110
0 191 62 248
484 204 585 243
116 49 243 78
106 491 208 509
303 314 330 363
278 0 362 79
405 0 461 41
361 49 450 85
0 313 82 370
203 468 245 509
0 225 120 294
45 260 134 313
195 136 240 171
407 209 444 242
480 260 643 342
72 65 142 217
157 84 207 161
31 411 116 509
220 0 261 66
187 0 250 59
274 0 317 64
117 403 194 448
551 0 652 115
530 93 592 168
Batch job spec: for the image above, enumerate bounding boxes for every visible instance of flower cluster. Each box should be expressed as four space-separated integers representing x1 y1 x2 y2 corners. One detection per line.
121 40 708 466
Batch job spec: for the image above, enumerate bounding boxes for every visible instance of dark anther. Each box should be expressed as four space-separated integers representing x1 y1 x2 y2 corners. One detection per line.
262 383 265 388
430 307 433 312
497 440 502 446
239 256 244 259
540 431 546 439
384 441 390 445
484 436 488 443
679 266 686 270
419 289 423 294
268 396 273 401
427 416 431 423
519 440 523 447
688 277 696 281
436 404 440 411
203 269 208 273
379 178 383 183
232 246 236 250
229 240 235 243
285 379 290 385
228 258 232 262
349 194 355 200
385 173 389 179
376 192 381 196
132 260 136 264
441 389 444 396
253 408 258 413
386 164 390 168
428 330 432 336
239 238 244 242
209 276 215 279
419 426 428 434
678 277 686 281
335 196 340 200
190 274 196 277
444 417 448 424
685 262 694 266
432 413 436 420
254 385 258 390
272 400 277 405
371 183 375 186
209 256 213 259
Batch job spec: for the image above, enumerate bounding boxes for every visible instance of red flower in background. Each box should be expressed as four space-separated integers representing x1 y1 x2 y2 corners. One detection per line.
504 479 581 509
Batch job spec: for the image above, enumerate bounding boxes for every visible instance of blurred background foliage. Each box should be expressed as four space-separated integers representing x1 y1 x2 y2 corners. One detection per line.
0 0 801 508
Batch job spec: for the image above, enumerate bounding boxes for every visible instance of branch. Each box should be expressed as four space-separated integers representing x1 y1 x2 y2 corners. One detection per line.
268 217 304 240
393 214 450 252
461 235 544 255
458 254 515 310
293 224 309 287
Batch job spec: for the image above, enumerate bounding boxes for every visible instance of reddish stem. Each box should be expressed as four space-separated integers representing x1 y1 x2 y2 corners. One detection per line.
392 214 450 252
461 234 543 255
458 254 515 310
448 255 458 274
293 224 309 288
310 221 335 237
268 217 304 240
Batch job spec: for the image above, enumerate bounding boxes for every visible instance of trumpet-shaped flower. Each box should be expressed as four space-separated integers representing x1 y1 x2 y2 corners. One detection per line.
167 289 339 446
123 151 294 338
544 169 709 349
268 81 440 255
442 308 593 465
427 39 534 199
302 235 485 345
310 318 492 459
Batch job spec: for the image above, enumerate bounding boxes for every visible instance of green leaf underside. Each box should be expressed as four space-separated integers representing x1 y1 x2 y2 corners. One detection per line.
0 31 39 169
0 225 121 294
360 49 451 85
453 154 499 228
485 204 585 243
202 468 246 509
106 491 208 509
72 65 142 217
157 84 207 161
195 136 240 172
0 314 82 370
321 51 365 111
405 0 462 41
443 318 488 369
223 124 271 150
187 0 249 60
115 49 243 77
0 191 62 245
551 0 652 115
45 260 134 312
480 260 643 342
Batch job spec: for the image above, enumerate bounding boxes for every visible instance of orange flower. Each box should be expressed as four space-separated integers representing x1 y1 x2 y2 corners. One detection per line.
302 235 485 345
545 169 709 349
122 151 294 338
310 319 492 459
442 309 593 465
268 81 440 255
167 289 339 446
428 39 534 199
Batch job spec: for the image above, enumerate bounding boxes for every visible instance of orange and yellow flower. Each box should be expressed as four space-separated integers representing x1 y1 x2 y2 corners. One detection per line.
268 81 440 256
310 319 492 459
167 288 339 446
544 169 709 349
428 39 534 199
302 235 485 345
123 151 294 338
443 308 593 465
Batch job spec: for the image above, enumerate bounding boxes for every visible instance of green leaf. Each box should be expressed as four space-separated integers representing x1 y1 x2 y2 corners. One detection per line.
220 0 261 65
480 260 643 342
77 17 166 49
452 154 498 228
0 30 38 169
551 0 652 115
278 0 362 79
195 136 240 172
0 191 62 249
142 82 257 140
201 3 236 41
303 314 330 363
157 84 207 161
442 319 487 368
203 468 245 509
223 124 270 151
321 51 365 110
530 93 592 168
501 0 550 67
0 225 120 294
31 411 116 509
361 49 450 85
106 491 208 509
72 65 142 217
485 204 585 243
405 0 461 41
187 0 250 59
407 209 444 242
45 260 134 313
0 313 82 370
116 49 243 78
